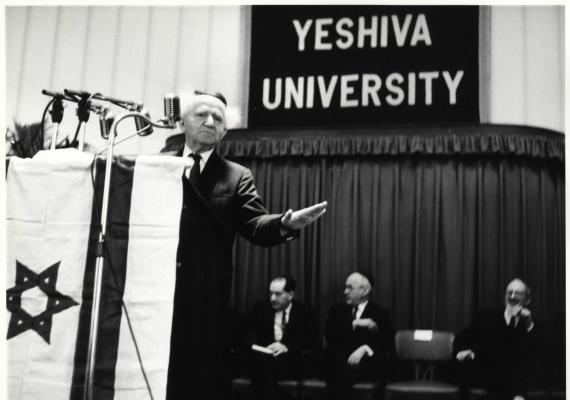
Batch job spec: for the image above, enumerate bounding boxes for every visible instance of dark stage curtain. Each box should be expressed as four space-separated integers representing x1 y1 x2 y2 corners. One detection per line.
165 124 565 334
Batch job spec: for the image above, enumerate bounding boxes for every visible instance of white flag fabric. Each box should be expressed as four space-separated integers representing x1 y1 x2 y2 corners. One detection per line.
114 156 184 400
6 149 186 400
7 149 95 399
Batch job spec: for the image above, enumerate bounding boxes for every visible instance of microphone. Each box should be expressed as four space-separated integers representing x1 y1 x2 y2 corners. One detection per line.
64 88 92 101
134 107 153 136
49 94 65 124
99 109 116 139
42 89 68 99
162 94 181 128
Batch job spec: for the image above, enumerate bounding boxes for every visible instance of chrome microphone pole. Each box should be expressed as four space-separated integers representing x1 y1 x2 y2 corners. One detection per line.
83 115 117 400
50 123 59 150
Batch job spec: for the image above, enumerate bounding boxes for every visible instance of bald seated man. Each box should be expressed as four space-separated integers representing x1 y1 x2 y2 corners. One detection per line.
165 91 327 400
455 279 544 400
325 272 394 400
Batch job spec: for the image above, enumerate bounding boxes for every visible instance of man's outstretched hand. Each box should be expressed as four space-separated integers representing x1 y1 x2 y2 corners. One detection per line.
281 201 327 231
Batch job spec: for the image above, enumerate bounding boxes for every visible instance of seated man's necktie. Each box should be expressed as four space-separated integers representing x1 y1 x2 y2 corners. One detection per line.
281 311 287 334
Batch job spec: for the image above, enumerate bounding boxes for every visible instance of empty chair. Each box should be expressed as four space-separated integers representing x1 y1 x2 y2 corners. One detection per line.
526 390 567 400
231 376 252 400
353 381 379 400
385 330 460 400
300 378 327 400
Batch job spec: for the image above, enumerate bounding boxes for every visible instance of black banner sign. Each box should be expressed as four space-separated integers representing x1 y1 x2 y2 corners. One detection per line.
248 5 479 128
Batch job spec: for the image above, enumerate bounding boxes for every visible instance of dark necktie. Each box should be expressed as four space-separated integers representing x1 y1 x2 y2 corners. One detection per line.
281 311 287 336
188 153 202 184
352 306 357 320
508 316 516 329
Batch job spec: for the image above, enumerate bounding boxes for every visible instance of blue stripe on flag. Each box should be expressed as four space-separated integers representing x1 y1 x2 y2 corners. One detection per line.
70 156 136 400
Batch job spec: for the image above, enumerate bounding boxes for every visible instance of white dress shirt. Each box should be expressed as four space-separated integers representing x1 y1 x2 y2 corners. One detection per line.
354 301 368 320
182 144 213 178
504 305 534 332
274 303 292 342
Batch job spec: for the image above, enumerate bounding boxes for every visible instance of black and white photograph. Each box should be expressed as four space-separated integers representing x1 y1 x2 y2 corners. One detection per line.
3 4 566 400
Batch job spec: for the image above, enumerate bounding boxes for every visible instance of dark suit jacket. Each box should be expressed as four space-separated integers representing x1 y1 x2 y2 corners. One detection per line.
325 302 395 367
454 309 544 396
167 151 294 399
249 300 318 356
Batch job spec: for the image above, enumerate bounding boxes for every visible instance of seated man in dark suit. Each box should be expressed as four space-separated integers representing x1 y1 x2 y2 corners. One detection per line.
325 272 395 400
455 278 544 400
248 275 318 400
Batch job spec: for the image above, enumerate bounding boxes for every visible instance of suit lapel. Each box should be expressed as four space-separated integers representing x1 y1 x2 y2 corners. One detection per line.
260 304 274 343
360 302 372 319
196 151 223 199
283 303 294 341
178 149 223 200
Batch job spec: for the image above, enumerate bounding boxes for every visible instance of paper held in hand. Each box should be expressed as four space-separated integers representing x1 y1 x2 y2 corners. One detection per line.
252 344 273 354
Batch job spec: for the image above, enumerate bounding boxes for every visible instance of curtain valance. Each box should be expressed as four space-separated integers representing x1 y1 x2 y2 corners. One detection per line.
162 124 564 161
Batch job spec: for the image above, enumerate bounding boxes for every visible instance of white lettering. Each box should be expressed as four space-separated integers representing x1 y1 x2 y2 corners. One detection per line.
340 74 359 107
284 77 304 109
408 72 416 105
315 18 333 50
362 74 382 106
419 71 439 105
392 14 413 47
306 76 315 108
442 70 463 104
380 15 388 47
292 19 313 51
318 75 338 108
260 71 461 110
263 78 282 110
386 73 405 105
336 18 354 49
410 14 432 46
357 16 378 48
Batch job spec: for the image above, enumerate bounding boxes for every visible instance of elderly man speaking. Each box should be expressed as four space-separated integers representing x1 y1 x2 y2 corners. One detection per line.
165 90 327 400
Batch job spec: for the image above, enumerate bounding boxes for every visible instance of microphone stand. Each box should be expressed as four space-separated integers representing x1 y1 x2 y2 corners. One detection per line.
83 115 116 400
82 112 173 400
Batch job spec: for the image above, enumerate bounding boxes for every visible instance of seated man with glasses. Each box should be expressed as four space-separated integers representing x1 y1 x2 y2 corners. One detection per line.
325 272 395 400
455 278 545 400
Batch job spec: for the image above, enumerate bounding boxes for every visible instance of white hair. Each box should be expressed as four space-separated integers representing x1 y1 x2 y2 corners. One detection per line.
178 87 242 129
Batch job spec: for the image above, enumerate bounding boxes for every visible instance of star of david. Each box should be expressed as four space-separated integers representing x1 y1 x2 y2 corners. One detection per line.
6 260 79 344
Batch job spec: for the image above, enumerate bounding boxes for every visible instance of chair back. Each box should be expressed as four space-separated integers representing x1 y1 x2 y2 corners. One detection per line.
395 330 455 362
394 330 455 381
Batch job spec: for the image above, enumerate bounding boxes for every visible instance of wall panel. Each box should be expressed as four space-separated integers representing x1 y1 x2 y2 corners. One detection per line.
6 7 28 125
525 7 564 131
13 7 58 124
489 7 527 125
